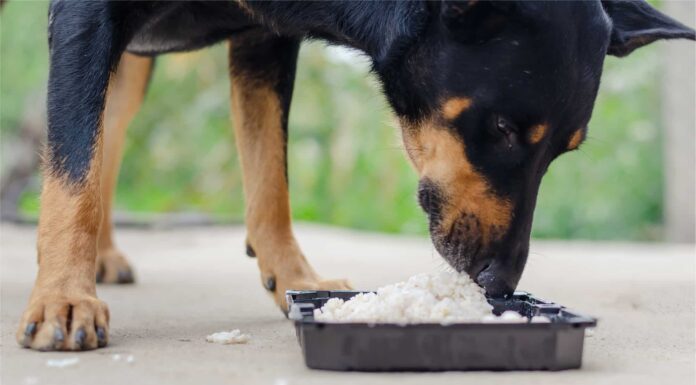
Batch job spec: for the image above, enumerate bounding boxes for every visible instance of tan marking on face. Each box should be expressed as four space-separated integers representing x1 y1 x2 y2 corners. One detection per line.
528 123 548 144
441 97 472 121
229 43 351 308
567 128 585 150
401 119 512 244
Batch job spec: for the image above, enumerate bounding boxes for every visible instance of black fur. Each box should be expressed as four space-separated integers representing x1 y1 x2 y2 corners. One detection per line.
47 0 694 294
47 0 118 182
238 1 429 67
46 0 156 182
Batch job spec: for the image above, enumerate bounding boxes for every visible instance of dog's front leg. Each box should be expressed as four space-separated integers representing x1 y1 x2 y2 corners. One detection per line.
15 1 126 350
229 32 351 310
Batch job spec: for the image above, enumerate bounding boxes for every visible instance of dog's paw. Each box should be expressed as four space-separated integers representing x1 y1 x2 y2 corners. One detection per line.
96 248 135 284
17 293 109 351
266 274 353 312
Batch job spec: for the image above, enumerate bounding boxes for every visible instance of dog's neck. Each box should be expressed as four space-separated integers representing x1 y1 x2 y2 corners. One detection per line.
241 1 429 67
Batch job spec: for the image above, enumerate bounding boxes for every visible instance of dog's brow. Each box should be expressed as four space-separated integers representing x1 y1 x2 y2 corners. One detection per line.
567 128 585 150
529 123 549 144
442 97 473 120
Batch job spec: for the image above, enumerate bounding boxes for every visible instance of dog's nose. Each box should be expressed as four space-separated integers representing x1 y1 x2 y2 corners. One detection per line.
475 262 516 299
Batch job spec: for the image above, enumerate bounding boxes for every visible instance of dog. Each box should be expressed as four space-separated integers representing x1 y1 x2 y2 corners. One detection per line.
16 0 694 351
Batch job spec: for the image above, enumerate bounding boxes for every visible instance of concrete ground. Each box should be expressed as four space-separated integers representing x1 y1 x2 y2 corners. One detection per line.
1 223 694 385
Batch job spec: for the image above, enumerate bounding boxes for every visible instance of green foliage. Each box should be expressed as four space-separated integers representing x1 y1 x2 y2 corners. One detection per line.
2 1 667 239
0 1 49 137
534 50 664 240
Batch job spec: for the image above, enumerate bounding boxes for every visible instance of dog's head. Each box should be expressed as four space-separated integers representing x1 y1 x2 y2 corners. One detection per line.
383 1 694 297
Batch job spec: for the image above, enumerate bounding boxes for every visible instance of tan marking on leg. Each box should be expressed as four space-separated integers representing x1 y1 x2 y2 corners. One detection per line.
528 123 548 144
38 154 103 289
401 119 512 244
231 81 296 254
18 114 109 350
229 46 350 309
567 128 585 150
441 97 473 121
97 53 152 284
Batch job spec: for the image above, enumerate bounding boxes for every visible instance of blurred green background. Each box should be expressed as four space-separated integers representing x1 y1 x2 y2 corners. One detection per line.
1 1 666 240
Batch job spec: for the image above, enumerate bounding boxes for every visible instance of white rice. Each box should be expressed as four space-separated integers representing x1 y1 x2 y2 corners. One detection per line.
46 357 80 368
313 271 550 325
205 329 250 344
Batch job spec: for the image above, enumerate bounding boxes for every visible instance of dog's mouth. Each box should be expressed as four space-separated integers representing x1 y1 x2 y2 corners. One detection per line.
431 218 525 298
429 212 489 275
420 181 487 276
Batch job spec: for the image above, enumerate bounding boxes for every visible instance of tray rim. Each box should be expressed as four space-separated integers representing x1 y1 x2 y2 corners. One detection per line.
287 289 598 329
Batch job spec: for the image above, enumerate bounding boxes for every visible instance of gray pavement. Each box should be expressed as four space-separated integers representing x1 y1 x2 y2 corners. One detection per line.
1 223 694 384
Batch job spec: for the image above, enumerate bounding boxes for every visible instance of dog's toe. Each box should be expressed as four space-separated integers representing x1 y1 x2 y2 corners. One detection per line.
97 248 135 284
269 275 353 311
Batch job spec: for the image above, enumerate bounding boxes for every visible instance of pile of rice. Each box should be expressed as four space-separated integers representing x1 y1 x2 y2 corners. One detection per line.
205 329 250 344
313 271 550 325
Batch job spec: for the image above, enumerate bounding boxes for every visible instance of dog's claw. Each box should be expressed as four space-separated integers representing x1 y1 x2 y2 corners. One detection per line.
22 323 37 347
74 328 86 349
117 270 134 284
52 328 65 350
264 276 276 292
54 328 64 342
96 327 107 347
246 243 256 258
24 322 37 337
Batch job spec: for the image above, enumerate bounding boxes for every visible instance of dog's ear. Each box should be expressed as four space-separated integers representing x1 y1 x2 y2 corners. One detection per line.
602 0 695 57
440 1 516 44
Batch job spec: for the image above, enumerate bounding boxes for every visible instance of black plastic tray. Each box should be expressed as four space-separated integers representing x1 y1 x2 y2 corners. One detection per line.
287 290 596 371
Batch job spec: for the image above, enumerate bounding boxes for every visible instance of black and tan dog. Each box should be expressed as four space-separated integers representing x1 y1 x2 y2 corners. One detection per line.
17 0 694 351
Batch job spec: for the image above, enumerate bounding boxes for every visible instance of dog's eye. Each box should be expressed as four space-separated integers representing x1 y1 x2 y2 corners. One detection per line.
495 115 517 135
491 115 518 150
